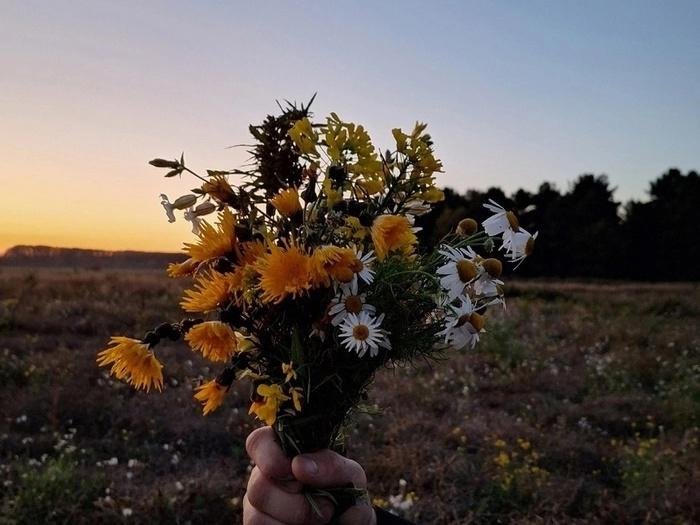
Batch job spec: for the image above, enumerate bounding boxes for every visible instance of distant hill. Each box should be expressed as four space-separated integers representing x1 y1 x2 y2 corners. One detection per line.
0 245 186 269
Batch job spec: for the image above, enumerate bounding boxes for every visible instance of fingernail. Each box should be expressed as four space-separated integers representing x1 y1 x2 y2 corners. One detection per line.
299 456 318 475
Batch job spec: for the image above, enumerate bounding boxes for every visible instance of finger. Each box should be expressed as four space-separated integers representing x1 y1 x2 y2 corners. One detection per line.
291 450 367 488
243 495 287 525
246 468 334 525
338 505 377 525
246 427 293 481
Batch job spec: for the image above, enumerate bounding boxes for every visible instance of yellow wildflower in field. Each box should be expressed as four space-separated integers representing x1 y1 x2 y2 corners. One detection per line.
97 337 163 392
184 207 237 262
270 187 302 217
257 243 313 304
185 321 239 362
180 270 233 312
371 215 417 260
194 380 227 415
249 384 290 425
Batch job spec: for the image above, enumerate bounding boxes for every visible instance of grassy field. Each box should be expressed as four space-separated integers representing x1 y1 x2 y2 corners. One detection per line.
0 267 699 524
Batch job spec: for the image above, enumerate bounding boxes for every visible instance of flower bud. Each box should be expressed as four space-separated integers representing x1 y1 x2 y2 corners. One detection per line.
193 202 217 217
457 218 478 237
484 238 495 253
149 158 180 169
172 194 198 210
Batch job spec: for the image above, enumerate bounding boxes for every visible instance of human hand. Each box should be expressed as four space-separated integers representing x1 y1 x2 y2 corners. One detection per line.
243 427 377 525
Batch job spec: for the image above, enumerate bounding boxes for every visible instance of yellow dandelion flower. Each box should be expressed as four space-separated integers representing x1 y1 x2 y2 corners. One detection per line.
181 270 233 313
311 245 358 286
239 241 267 265
166 257 199 278
184 207 237 262
270 187 302 217
97 337 163 392
248 383 290 425
194 380 228 415
256 243 313 304
201 174 236 205
185 321 239 362
371 214 417 260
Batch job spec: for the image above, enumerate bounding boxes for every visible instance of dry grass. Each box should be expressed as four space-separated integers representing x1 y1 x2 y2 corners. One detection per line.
0 267 699 524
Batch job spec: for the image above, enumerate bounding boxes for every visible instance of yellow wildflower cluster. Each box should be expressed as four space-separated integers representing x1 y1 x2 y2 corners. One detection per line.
490 437 549 493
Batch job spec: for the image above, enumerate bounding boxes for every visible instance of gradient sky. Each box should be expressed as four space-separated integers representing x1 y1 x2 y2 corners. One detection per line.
2 1 698 253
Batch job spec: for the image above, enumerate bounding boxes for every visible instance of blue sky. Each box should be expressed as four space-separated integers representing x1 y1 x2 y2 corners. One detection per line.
1 0 698 251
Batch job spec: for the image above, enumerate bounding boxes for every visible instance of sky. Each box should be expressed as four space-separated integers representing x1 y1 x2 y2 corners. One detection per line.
1 0 699 253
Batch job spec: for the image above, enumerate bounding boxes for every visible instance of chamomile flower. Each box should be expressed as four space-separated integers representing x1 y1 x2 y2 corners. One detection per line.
329 288 376 326
482 199 520 242
339 311 391 358
436 245 479 300
438 297 485 351
503 228 538 266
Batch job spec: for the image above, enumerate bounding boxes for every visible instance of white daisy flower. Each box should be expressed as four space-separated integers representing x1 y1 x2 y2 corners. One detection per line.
160 194 176 223
473 271 504 299
353 248 376 286
503 228 538 266
436 245 479 300
482 199 520 240
438 296 485 351
339 311 391 358
328 289 376 326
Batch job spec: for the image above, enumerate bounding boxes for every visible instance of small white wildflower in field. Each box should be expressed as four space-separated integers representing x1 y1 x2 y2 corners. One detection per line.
483 199 519 240
170 453 180 466
122 507 133 517
106 457 118 466
175 481 185 492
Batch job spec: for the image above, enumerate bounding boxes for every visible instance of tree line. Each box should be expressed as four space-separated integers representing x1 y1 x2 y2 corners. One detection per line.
417 168 700 281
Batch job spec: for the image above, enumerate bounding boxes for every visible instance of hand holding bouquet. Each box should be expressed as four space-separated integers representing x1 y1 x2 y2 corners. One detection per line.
97 96 536 482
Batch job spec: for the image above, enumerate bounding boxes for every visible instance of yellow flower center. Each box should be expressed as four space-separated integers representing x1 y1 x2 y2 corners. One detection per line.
482 258 503 278
457 218 478 236
525 236 536 256
344 295 363 314
349 258 364 273
456 260 478 283
335 266 354 283
353 324 370 341
456 312 485 331
506 211 520 230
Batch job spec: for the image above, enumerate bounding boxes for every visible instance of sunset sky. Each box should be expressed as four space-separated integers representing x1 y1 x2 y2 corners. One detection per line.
2 1 699 254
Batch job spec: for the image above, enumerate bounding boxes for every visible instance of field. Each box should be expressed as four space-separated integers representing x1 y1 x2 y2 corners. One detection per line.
0 267 699 524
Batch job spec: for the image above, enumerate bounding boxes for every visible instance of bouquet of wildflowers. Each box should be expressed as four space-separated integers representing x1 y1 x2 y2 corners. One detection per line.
97 98 537 458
